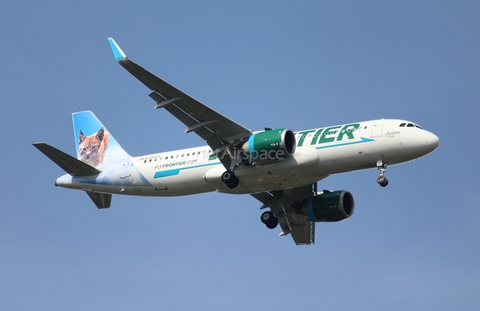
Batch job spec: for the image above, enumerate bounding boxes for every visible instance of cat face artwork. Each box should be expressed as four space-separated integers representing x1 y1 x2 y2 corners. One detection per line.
78 128 110 167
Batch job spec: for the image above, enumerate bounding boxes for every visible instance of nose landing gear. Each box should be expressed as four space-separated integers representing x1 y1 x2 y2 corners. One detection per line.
376 160 389 187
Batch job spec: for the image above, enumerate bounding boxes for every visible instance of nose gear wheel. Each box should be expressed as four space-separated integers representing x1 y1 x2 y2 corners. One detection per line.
376 160 389 187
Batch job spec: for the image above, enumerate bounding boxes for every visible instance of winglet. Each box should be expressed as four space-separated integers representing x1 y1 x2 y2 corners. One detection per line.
108 38 127 60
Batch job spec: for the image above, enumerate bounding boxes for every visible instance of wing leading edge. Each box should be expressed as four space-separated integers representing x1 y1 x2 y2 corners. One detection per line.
107 38 252 169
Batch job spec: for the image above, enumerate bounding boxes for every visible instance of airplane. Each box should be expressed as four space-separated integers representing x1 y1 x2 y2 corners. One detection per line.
33 38 440 245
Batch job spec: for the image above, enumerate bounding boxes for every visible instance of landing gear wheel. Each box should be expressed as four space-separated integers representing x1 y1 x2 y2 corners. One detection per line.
376 160 389 187
377 175 389 187
260 211 278 229
226 176 240 189
221 170 235 184
261 211 274 224
266 217 279 229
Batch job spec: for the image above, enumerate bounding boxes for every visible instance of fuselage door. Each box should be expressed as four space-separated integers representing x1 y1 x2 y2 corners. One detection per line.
371 119 385 138
120 159 131 179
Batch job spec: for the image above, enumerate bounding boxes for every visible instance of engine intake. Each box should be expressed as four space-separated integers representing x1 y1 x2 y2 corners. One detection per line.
242 128 296 161
306 190 354 222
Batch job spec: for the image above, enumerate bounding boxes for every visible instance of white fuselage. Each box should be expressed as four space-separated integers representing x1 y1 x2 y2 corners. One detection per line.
55 119 439 196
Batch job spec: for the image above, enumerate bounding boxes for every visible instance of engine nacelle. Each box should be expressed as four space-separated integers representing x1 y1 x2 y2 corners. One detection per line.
242 128 296 161
306 190 354 222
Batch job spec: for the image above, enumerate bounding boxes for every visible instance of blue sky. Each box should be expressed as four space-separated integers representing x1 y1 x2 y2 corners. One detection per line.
1 1 479 310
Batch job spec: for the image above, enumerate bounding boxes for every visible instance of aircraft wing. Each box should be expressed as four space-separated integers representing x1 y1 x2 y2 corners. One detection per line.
252 183 318 245
108 38 252 168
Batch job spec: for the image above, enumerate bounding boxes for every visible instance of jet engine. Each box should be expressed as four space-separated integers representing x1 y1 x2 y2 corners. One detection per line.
305 190 354 222
242 128 296 161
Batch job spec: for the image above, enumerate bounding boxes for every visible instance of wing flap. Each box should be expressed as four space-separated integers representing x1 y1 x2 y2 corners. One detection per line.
278 211 315 245
252 184 318 245
276 200 315 245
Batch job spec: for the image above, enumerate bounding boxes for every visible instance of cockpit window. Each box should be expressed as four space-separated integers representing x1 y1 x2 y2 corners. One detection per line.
400 122 423 129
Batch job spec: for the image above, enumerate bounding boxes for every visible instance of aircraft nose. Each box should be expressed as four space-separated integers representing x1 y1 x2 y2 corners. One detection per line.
422 131 440 154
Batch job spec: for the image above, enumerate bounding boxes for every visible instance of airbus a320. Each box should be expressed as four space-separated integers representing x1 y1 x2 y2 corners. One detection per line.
33 38 440 245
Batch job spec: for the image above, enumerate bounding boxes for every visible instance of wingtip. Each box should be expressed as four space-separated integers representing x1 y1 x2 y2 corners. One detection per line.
108 37 127 61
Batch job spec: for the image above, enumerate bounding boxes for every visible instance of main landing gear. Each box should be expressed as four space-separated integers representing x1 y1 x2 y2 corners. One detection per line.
221 170 239 189
376 160 389 187
260 211 279 229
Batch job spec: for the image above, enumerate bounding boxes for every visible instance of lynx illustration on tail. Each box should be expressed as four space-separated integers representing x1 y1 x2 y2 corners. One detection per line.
72 110 130 169
78 128 110 167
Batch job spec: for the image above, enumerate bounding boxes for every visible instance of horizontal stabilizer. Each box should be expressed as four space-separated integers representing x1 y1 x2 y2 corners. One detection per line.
33 143 101 176
86 191 112 209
